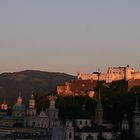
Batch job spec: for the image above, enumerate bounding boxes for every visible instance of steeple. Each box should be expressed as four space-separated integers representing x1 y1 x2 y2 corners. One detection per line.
17 94 22 105
95 93 103 125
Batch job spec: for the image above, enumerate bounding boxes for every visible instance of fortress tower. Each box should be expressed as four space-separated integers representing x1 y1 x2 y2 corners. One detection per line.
125 65 134 81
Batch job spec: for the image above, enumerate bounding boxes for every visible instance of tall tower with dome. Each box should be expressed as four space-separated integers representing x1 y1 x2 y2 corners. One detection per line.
27 94 37 116
12 95 26 118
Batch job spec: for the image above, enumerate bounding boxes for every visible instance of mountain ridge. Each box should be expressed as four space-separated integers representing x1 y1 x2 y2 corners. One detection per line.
0 70 75 106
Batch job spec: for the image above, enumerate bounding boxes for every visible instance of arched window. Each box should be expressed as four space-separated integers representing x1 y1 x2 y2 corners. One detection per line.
53 113 55 118
85 120 88 125
32 122 35 127
69 132 72 138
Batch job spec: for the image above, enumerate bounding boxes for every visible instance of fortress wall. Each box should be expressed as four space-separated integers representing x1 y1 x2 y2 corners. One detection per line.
70 79 97 93
132 72 140 79
78 66 140 83
128 79 140 91
99 73 107 81
113 72 125 81
78 73 98 80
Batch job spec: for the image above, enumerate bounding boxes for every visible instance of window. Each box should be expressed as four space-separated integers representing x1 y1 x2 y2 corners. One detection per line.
86 134 93 140
53 113 55 118
69 132 72 138
32 122 35 127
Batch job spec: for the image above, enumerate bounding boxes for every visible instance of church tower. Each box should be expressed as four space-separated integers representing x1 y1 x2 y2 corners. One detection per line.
49 97 56 109
12 95 26 117
133 97 140 137
95 94 103 125
27 94 36 116
121 113 129 131
47 96 59 128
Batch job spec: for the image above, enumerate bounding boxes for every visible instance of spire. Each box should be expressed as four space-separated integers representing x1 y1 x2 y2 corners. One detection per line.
96 92 103 110
17 93 22 104
95 92 103 125
31 94 34 99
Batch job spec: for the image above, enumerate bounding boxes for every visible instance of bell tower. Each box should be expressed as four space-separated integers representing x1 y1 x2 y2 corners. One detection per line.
27 94 36 116
121 113 129 131
29 94 35 109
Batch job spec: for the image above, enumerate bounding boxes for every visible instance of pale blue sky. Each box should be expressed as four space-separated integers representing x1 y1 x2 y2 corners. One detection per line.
0 1 140 75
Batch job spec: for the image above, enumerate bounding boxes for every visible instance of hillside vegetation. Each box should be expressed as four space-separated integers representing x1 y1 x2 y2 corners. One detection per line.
0 70 75 105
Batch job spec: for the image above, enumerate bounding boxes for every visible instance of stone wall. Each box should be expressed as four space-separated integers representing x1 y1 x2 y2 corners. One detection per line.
128 79 140 91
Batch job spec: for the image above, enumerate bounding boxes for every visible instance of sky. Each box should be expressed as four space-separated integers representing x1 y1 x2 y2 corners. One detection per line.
0 1 140 75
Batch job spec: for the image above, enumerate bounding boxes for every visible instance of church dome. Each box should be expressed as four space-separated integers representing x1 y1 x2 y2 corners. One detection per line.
13 103 26 112
13 95 26 112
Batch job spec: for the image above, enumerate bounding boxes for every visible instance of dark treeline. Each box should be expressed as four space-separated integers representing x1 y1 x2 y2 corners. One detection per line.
34 80 139 127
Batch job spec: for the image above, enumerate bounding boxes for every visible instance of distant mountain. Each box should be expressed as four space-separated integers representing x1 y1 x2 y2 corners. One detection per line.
0 70 75 106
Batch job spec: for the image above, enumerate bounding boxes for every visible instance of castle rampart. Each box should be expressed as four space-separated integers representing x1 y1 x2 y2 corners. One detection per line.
78 65 140 83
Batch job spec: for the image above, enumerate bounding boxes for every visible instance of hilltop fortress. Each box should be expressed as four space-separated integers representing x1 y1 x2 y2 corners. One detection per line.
78 65 140 83
57 65 140 96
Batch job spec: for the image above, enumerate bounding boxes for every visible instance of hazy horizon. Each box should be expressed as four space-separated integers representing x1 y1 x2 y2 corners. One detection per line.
0 1 140 75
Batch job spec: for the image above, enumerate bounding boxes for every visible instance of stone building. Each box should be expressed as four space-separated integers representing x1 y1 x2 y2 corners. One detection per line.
0 95 64 140
57 80 97 96
78 65 140 83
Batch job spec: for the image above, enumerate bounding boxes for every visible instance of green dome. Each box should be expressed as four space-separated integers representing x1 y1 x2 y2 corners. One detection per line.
13 103 26 112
